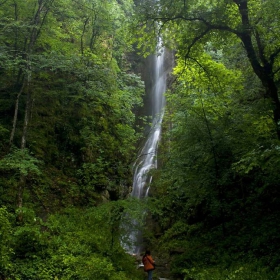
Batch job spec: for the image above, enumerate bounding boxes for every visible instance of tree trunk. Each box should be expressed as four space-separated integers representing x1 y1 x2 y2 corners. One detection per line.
9 81 25 147
21 63 31 150
235 0 280 138
15 0 53 217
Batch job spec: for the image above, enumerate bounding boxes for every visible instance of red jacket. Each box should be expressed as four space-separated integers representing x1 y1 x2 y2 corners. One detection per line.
142 254 155 272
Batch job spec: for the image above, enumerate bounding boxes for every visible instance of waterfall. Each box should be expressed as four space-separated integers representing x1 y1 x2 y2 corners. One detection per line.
132 49 166 200
124 46 168 255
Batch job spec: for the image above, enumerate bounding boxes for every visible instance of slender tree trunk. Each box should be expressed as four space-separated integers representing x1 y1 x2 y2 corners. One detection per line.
21 78 31 149
15 0 53 217
81 17 89 55
9 1 23 149
17 60 31 218
9 0 52 149
9 81 25 147
90 14 98 51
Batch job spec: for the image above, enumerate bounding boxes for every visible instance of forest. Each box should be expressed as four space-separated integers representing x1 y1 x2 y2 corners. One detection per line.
0 0 280 279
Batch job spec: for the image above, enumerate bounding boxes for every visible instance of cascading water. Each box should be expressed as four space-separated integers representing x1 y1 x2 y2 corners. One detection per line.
132 50 166 200
124 46 168 255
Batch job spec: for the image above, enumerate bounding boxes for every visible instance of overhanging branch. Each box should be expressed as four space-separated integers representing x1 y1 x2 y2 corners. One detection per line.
153 15 239 35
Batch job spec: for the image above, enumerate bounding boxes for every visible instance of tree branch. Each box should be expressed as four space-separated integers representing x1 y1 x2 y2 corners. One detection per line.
274 67 280 76
270 48 280 66
184 28 211 60
156 15 239 35
255 30 268 66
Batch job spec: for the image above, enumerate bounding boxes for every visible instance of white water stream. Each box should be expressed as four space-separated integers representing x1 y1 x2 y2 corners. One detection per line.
125 47 168 255
132 51 166 199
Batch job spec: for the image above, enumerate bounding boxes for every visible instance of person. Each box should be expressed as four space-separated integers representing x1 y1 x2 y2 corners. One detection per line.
142 249 155 280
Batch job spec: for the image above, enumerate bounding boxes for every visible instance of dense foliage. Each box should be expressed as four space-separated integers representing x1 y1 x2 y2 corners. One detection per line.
1 0 280 279
0 0 145 278
0 202 145 279
134 0 280 279
0 0 145 209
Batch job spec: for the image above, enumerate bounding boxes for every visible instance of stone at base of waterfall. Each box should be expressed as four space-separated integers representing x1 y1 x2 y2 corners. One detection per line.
158 278 169 280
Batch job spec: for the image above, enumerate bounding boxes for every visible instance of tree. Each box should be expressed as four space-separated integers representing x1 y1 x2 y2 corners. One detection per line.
0 0 144 212
135 0 280 137
134 1 280 274
148 50 280 277
0 0 146 277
